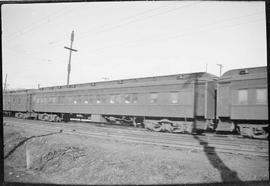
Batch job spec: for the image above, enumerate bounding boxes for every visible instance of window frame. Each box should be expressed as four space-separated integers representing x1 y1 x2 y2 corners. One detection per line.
170 92 179 104
124 94 131 104
150 92 158 104
237 89 248 105
255 88 267 104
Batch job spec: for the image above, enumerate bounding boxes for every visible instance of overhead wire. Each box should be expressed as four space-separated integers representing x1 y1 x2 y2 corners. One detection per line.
79 11 265 57
3 4 265 66
4 48 62 63
76 2 196 40
48 1 197 48
51 4 263 56
5 6 77 42
13 1 193 57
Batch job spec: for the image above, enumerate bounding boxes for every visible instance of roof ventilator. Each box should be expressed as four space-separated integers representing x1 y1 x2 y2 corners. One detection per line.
118 80 123 84
176 75 184 80
239 69 249 75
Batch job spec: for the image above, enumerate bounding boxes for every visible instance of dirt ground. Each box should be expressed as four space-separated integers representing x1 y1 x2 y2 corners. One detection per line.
3 123 269 185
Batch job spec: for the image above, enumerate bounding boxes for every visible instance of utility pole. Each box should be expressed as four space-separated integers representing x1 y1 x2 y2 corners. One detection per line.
217 64 223 77
205 63 208 72
64 30 78 85
4 74 8 92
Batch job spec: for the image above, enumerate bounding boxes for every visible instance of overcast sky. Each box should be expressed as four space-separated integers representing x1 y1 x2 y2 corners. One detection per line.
2 1 266 89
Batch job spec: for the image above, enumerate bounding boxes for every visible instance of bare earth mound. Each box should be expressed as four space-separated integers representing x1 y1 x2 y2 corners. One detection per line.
4 124 269 185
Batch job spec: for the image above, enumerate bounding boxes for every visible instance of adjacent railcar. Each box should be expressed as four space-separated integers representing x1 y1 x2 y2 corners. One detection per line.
3 89 34 116
216 66 268 138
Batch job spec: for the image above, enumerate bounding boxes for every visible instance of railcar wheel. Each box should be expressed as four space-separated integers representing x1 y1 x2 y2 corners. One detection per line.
236 126 241 134
63 113 70 122
44 115 49 121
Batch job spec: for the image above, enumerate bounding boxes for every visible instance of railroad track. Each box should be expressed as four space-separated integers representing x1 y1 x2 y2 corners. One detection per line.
4 117 268 157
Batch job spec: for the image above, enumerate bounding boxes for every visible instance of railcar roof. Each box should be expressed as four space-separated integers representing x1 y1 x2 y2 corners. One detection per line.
3 72 217 94
221 66 267 77
3 89 35 94
218 66 267 82
38 72 217 91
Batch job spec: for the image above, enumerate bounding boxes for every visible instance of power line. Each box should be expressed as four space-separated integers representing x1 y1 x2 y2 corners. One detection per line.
4 48 56 62
48 2 198 48
6 6 73 40
75 2 198 42
48 2 181 47
80 11 264 57
5 6 76 42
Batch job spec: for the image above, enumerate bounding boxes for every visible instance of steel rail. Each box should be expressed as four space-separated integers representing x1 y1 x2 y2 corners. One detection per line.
5 117 267 146
4 119 268 157
4 117 268 149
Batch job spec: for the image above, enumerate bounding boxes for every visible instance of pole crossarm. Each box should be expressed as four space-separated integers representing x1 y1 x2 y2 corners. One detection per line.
64 46 78 52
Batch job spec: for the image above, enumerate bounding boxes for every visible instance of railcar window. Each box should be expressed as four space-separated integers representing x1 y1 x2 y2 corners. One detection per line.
150 93 158 103
170 92 179 104
124 94 131 104
110 94 121 104
49 97 52 103
96 95 105 104
116 94 121 104
101 95 106 103
83 96 88 104
256 88 267 104
73 96 78 104
96 95 101 104
52 97 56 103
238 89 248 104
77 95 82 104
131 94 138 103
110 95 116 104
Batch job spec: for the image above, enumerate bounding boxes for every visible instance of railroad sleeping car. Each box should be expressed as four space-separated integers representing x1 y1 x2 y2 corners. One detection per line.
216 66 268 138
3 72 217 133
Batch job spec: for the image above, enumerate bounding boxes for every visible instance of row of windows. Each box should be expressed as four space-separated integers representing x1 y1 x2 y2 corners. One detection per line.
3 96 24 104
238 88 267 104
33 92 181 105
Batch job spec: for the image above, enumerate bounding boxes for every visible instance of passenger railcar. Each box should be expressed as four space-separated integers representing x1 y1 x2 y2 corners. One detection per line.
3 66 268 138
3 72 217 132
216 66 268 138
3 89 34 116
